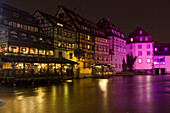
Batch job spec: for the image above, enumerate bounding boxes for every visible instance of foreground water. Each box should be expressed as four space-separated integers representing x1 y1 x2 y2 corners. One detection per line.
1 75 170 113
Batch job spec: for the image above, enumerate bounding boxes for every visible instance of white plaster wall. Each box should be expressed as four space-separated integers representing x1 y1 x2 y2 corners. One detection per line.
126 42 154 70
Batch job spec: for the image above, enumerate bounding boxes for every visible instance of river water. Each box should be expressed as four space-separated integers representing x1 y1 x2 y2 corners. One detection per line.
1 75 170 113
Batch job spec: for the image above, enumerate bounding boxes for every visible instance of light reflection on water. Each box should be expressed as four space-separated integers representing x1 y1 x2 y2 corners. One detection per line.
1 75 170 113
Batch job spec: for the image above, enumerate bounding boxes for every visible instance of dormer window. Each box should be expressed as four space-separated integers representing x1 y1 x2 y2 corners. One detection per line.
165 47 168 51
140 37 143 41
13 12 19 17
139 30 142 34
145 37 148 41
130 38 133 42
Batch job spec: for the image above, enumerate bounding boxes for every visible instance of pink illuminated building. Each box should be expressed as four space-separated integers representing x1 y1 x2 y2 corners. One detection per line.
97 18 126 72
154 43 170 74
126 27 154 72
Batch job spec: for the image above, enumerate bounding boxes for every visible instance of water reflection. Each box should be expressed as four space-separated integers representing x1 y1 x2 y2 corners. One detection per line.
1 76 170 113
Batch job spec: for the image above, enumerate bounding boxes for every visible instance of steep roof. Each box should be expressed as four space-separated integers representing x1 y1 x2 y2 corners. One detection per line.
127 26 151 38
56 5 107 38
35 10 74 31
96 18 125 39
0 2 37 26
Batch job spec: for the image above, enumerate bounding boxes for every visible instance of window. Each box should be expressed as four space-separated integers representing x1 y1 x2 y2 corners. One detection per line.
147 51 150 55
154 56 165 64
39 49 45 55
145 37 148 41
138 58 142 63
0 8 3 13
130 45 132 49
147 59 151 63
70 53 73 59
139 30 142 34
155 48 158 51
82 44 85 49
88 35 90 40
59 52 62 58
165 47 168 51
138 45 142 49
88 54 90 59
87 45 90 50
20 47 29 54
129 52 132 56
82 34 85 40
30 48 38 54
13 12 19 17
130 38 133 42
138 51 142 56
147 44 150 49
140 37 143 41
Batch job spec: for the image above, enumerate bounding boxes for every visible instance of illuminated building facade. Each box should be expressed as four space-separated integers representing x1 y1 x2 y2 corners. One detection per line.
126 27 154 72
56 6 97 77
0 2 77 76
154 43 170 74
34 10 77 62
97 18 126 72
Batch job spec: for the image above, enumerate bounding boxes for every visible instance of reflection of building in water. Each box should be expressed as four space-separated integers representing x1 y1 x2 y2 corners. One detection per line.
154 43 170 74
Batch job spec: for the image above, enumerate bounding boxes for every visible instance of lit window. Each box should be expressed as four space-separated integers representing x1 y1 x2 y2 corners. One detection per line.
138 58 142 63
155 48 158 51
145 37 148 41
139 30 142 34
30 48 38 54
140 37 143 41
130 38 133 42
165 47 168 51
88 35 90 40
147 44 150 49
147 51 150 55
147 59 151 63
138 45 142 49
138 51 142 56
88 45 90 50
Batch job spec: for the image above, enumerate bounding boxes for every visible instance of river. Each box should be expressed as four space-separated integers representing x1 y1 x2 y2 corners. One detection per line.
1 75 170 113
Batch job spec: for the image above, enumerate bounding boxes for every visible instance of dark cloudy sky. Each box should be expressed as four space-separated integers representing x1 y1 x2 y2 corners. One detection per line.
1 0 170 43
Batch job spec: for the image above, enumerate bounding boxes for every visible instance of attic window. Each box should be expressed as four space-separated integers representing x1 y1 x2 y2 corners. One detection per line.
165 47 168 51
0 8 3 13
57 23 63 27
145 37 148 41
27 17 32 21
139 30 142 34
13 12 19 17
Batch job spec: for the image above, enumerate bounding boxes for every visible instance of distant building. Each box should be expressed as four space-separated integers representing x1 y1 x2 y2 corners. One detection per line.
154 43 170 74
97 18 126 72
126 27 154 72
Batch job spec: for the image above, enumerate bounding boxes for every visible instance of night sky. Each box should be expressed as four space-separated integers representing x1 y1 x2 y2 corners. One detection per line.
1 0 170 43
